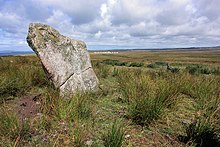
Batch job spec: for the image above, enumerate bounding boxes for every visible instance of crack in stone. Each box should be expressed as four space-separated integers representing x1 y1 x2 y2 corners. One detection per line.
81 66 92 73
59 67 92 87
59 72 75 88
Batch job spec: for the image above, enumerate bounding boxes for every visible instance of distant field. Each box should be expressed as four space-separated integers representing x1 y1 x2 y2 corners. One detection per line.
90 49 220 66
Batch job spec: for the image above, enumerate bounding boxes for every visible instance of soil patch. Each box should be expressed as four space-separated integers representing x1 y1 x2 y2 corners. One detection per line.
16 94 41 120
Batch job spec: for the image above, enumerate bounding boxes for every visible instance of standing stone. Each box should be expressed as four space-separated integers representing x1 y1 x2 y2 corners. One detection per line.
27 23 99 96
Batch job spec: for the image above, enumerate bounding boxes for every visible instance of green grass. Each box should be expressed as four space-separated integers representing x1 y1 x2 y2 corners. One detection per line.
186 64 220 75
181 117 220 147
180 75 220 146
101 59 144 67
117 69 181 125
0 109 31 146
56 92 94 121
39 87 95 121
0 54 220 146
102 120 125 147
0 57 49 102
102 59 129 66
92 60 111 78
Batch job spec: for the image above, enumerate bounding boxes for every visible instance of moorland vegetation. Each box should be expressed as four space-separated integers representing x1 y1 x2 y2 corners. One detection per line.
0 52 219 146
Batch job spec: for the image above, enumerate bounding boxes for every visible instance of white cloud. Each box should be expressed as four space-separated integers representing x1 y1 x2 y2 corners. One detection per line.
95 31 102 39
0 0 220 51
111 0 160 25
46 10 75 34
38 0 105 24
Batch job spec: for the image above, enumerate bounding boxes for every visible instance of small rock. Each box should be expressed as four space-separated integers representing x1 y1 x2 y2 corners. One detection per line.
36 102 40 105
86 140 93 146
37 113 42 116
125 134 131 138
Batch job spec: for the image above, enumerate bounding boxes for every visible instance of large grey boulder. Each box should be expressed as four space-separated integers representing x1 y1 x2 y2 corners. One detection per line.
27 23 99 96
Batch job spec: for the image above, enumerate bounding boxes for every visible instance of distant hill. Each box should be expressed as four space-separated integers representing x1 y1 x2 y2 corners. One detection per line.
0 51 34 56
89 46 220 52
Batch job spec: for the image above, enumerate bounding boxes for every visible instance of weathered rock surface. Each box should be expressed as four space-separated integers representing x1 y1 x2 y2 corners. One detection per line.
27 23 99 96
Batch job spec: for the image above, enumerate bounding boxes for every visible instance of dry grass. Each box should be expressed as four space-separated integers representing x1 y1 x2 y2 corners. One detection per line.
0 49 220 146
90 50 220 66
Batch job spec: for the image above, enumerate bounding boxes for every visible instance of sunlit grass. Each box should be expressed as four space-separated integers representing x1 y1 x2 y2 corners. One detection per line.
0 53 219 146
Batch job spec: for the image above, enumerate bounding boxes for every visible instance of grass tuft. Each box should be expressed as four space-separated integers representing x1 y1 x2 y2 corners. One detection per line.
0 109 31 145
117 69 181 125
102 120 125 147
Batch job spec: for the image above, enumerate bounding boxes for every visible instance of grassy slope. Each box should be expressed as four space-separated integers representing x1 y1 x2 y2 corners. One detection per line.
0 50 220 146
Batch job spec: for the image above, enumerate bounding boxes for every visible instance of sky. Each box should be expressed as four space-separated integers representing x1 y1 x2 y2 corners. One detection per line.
0 0 220 51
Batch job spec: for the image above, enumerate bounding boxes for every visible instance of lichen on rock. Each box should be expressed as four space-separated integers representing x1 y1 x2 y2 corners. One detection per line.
27 23 99 97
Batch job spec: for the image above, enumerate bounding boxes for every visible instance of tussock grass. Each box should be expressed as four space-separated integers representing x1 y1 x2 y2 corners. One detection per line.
0 57 49 102
117 69 181 125
179 74 220 146
70 122 89 147
102 120 125 147
181 117 220 146
56 92 94 121
38 87 60 115
0 109 19 140
117 68 154 103
0 109 31 146
92 60 111 78
40 88 94 121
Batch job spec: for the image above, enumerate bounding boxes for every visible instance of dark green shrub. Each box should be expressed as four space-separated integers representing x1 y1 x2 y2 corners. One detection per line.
187 66 198 74
102 59 120 66
212 67 220 75
129 62 144 67
115 61 128 66
155 61 167 66
147 63 160 68
101 59 128 67
185 64 219 75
